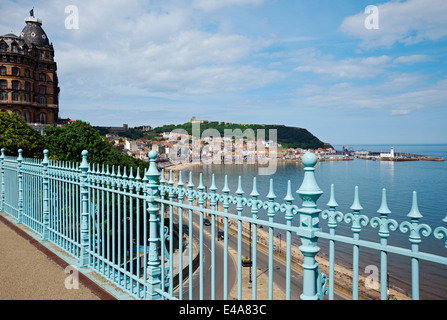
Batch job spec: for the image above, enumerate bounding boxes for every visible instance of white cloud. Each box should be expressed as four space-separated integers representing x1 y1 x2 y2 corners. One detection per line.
294 51 392 79
393 54 431 64
293 76 447 116
340 0 447 48
1 0 281 100
193 0 265 11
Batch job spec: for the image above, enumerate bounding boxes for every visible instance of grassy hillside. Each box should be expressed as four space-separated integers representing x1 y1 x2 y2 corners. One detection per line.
153 121 332 150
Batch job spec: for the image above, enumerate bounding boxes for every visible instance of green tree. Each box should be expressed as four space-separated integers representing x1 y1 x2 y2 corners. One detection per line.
44 121 148 173
0 112 47 158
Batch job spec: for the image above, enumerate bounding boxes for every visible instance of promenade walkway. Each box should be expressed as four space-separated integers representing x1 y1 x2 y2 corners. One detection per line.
0 213 113 300
0 212 198 300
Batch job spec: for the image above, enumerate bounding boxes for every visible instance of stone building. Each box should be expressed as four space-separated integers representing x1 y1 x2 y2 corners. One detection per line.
0 13 59 126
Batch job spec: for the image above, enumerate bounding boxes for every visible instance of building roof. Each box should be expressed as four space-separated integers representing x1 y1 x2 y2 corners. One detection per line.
20 17 49 47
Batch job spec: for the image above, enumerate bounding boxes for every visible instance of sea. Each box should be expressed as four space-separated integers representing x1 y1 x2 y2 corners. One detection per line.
179 144 447 299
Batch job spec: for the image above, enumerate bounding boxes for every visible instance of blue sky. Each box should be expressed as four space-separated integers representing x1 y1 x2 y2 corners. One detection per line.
1 0 446 145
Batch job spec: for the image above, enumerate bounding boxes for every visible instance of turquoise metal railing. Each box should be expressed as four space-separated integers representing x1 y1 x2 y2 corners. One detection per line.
1 147 447 300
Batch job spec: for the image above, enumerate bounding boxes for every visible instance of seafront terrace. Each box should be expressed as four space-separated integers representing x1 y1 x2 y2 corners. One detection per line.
1 148 447 300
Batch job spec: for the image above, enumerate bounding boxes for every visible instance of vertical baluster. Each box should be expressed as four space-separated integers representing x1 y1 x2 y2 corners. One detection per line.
371 188 398 300
17 149 23 224
64 162 68 252
222 175 231 300
323 184 343 300
123 167 129 290
266 178 276 300
187 171 194 300
344 186 369 300
283 180 295 300
250 177 260 300
236 176 245 300
90 163 96 266
96 164 101 269
168 170 175 296
197 173 205 299
399 191 432 300
158 169 165 296
142 168 148 297
135 167 142 295
57 161 62 247
105 165 111 278
111 165 117 280
0 149 4 213
177 171 184 300
117 166 123 285
41 150 50 241
209 174 218 300
101 164 106 275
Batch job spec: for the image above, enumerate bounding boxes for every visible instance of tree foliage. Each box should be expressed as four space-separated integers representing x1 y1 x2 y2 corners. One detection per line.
44 121 148 172
0 112 47 158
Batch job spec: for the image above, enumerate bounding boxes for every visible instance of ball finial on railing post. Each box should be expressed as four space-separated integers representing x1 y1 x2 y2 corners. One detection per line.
80 150 89 170
42 149 49 164
147 150 160 182
297 152 323 208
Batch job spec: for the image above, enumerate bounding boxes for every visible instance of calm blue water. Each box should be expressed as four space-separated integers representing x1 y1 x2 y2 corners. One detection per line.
181 144 447 299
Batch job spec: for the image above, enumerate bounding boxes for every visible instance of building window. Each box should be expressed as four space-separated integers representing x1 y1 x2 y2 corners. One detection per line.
0 43 5 51
14 110 20 117
12 92 20 101
40 52 45 60
12 44 18 53
12 80 20 90
24 93 30 102
0 67 6 75
0 91 7 100
12 67 19 76
39 73 46 81
39 85 46 94
25 81 30 91
24 112 30 123
0 80 6 90
39 96 46 104
24 69 30 78
40 113 47 124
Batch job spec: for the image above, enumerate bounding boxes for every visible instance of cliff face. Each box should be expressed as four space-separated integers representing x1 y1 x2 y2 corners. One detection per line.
154 121 332 150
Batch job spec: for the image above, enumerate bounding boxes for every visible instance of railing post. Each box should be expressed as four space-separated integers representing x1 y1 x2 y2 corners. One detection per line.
41 149 50 241
79 150 90 267
0 148 4 212
296 152 323 300
145 150 162 300
17 149 23 224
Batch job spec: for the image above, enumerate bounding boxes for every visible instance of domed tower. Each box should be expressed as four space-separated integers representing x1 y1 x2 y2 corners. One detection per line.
0 11 60 128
